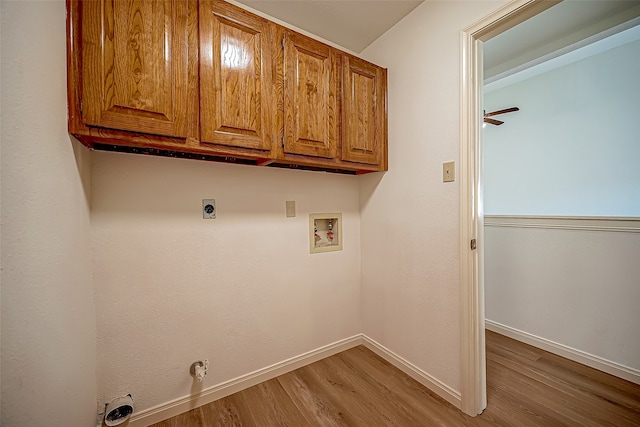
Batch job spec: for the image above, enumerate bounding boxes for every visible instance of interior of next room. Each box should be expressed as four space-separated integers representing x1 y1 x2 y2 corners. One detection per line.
1 0 639 426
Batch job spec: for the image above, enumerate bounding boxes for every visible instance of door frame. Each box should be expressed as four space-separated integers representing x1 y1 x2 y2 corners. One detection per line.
459 0 561 416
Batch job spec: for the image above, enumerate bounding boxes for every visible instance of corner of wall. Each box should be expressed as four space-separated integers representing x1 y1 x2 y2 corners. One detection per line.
0 1 98 425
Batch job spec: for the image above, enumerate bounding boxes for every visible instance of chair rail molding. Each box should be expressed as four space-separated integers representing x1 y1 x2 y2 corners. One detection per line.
484 215 640 233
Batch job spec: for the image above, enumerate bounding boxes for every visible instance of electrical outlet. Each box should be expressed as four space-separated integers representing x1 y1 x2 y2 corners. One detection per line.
443 161 455 182
202 199 216 219
286 201 296 217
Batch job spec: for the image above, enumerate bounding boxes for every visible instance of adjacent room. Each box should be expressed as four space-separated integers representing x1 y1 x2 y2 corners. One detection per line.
483 5 640 383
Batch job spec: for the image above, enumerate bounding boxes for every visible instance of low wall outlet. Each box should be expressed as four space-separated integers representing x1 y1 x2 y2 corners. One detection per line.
202 199 216 219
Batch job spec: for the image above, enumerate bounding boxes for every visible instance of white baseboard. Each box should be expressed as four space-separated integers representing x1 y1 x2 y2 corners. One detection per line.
128 334 463 425
361 336 462 410
485 320 640 385
128 335 363 426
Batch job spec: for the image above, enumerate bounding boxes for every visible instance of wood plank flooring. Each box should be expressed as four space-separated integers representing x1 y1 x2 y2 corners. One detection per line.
151 331 640 426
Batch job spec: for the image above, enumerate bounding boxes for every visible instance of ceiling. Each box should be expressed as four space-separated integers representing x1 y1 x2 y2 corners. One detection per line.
232 0 423 52
233 0 640 74
484 1 640 79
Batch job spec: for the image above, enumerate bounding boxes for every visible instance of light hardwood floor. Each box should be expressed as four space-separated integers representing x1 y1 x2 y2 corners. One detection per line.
151 331 640 426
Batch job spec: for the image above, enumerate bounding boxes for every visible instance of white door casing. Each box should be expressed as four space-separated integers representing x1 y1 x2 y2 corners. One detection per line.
459 0 561 416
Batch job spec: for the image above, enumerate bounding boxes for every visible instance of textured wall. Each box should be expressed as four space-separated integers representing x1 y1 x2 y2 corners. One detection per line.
485 222 640 371
484 36 640 216
0 1 97 425
359 0 509 393
91 152 362 412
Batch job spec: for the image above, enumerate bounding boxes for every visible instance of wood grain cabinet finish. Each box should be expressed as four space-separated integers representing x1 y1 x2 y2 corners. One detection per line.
283 30 339 159
341 55 387 167
199 0 273 152
68 0 387 173
81 0 197 138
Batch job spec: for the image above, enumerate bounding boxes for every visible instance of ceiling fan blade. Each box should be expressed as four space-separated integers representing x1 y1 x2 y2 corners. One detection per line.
485 107 519 117
484 117 504 126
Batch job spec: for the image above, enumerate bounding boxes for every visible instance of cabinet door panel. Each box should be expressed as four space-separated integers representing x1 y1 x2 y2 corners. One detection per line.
82 0 194 137
284 32 337 158
200 0 272 151
342 56 386 165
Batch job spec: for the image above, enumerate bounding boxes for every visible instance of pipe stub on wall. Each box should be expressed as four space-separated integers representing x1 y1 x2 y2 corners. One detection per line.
104 394 134 426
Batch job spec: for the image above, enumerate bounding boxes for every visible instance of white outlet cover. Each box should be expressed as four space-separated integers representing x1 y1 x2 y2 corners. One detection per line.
202 199 216 219
443 161 455 182
286 201 296 217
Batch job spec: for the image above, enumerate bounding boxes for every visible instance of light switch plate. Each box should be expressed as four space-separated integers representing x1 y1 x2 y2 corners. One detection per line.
286 201 296 217
443 161 455 182
202 199 216 219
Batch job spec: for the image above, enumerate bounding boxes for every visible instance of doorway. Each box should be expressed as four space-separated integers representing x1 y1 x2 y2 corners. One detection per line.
461 0 640 416
460 1 563 415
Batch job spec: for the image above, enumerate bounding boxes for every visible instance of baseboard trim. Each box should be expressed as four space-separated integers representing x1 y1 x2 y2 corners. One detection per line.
361 336 462 410
485 320 640 385
128 334 464 425
128 335 363 426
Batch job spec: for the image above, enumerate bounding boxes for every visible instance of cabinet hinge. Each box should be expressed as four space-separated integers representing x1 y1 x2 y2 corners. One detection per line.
470 239 477 250
281 37 285 50
79 99 83 116
281 135 284 148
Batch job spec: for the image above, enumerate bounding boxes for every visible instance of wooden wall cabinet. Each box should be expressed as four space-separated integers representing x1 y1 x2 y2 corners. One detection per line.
283 30 338 159
67 0 387 174
80 0 198 139
341 55 387 168
199 0 273 153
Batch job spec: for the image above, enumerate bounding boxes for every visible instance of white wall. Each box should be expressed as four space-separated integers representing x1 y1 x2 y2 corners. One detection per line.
485 219 640 374
483 26 640 380
359 0 508 394
484 37 640 216
0 1 97 425
91 152 362 412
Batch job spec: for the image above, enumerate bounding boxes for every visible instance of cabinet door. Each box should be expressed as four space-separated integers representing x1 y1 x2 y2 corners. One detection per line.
283 31 338 159
342 56 386 166
200 0 273 151
82 0 196 138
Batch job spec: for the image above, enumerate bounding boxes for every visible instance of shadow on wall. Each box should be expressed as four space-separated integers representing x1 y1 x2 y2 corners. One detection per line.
71 137 92 210
358 171 385 211
89 149 362 219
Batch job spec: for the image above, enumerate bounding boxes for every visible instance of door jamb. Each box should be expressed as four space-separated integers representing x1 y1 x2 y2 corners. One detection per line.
459 0 562 416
